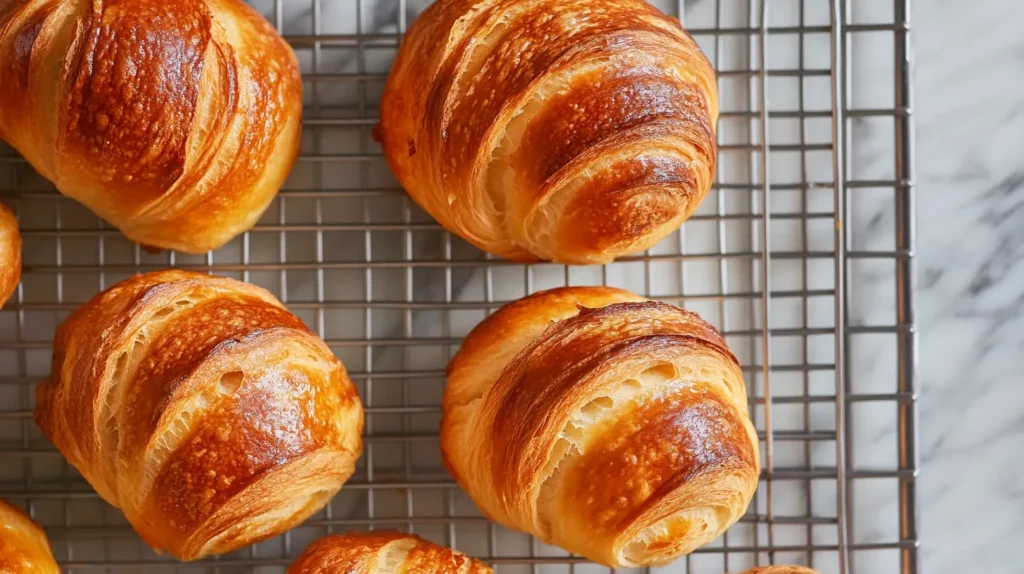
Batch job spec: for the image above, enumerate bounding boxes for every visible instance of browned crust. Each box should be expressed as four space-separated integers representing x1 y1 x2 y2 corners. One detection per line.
0 201 20 308
34 271 363 560
0 0 302 253
380 0 717 264
288 531 493 574
0 500 61 574
446 287 645 381
512 63 712 191
62 0 209 201
552 374 756 539
441 287 758 567
487 301 747 511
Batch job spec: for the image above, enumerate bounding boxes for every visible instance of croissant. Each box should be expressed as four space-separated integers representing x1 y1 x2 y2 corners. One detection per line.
0 500 60 573
35 270 363 560
0 0 302 253
289 531 493 574
441 287 759 567
379 0 717 264
0 201 19 308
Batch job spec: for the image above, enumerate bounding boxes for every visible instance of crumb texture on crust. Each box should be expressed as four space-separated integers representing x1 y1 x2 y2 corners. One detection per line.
379 0 718 264
441 287 760 567
34 270 364 561
0 0 303 253
288 531 493 574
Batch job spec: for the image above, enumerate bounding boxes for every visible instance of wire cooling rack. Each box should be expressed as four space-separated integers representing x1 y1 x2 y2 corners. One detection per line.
0 0 917 572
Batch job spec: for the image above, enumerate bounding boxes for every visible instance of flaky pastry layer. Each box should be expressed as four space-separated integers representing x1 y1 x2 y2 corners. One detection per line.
442 287 759 567
289 531 493 574
35 270 363 560
379 0 718 264
0 0 302 252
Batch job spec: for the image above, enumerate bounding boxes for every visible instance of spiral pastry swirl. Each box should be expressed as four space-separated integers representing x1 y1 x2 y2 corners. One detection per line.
379 0 718 264
35 270 363 560
441 287 759 567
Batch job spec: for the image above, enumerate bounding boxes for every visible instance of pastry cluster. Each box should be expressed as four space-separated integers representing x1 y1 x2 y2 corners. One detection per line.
0 1 818 572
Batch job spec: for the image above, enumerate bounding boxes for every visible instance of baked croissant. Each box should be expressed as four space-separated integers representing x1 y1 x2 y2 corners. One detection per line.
379 0 717 264
0 0 302 253
35 270 363 560
0 500 60 573
289 531 492 574
0 201 19 308
441 287 759 567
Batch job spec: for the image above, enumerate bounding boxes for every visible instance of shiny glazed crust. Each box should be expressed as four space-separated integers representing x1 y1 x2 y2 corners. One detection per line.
0 201 19 308
379 0 718 264
35 271 364 560
441 287 759 567
0 0 302 253
0 500 60 574
288 531 493 573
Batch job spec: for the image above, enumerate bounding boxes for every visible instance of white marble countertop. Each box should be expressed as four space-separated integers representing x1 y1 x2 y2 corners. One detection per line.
915 1 1023 573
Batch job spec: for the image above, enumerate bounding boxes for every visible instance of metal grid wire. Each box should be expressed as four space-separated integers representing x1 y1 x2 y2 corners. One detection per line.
0 0 917 572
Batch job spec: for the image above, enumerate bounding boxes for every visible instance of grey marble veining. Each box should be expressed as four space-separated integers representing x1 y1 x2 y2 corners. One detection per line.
914 1 1024 573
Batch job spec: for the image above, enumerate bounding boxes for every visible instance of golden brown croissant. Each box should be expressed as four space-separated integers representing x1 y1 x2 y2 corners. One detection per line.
0 500 60 573
379 0 718 264
441 287 759 567
35 270 363 560
0 201 19 308
0 0 302 253
289 531 493 574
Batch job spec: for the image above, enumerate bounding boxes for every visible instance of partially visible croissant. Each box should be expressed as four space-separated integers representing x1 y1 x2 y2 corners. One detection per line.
379 0 718 264
0 201 19 308
35 271 363 560
289 531 493 573
0 0 302 253
0 499 60 573
441 287 759 567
